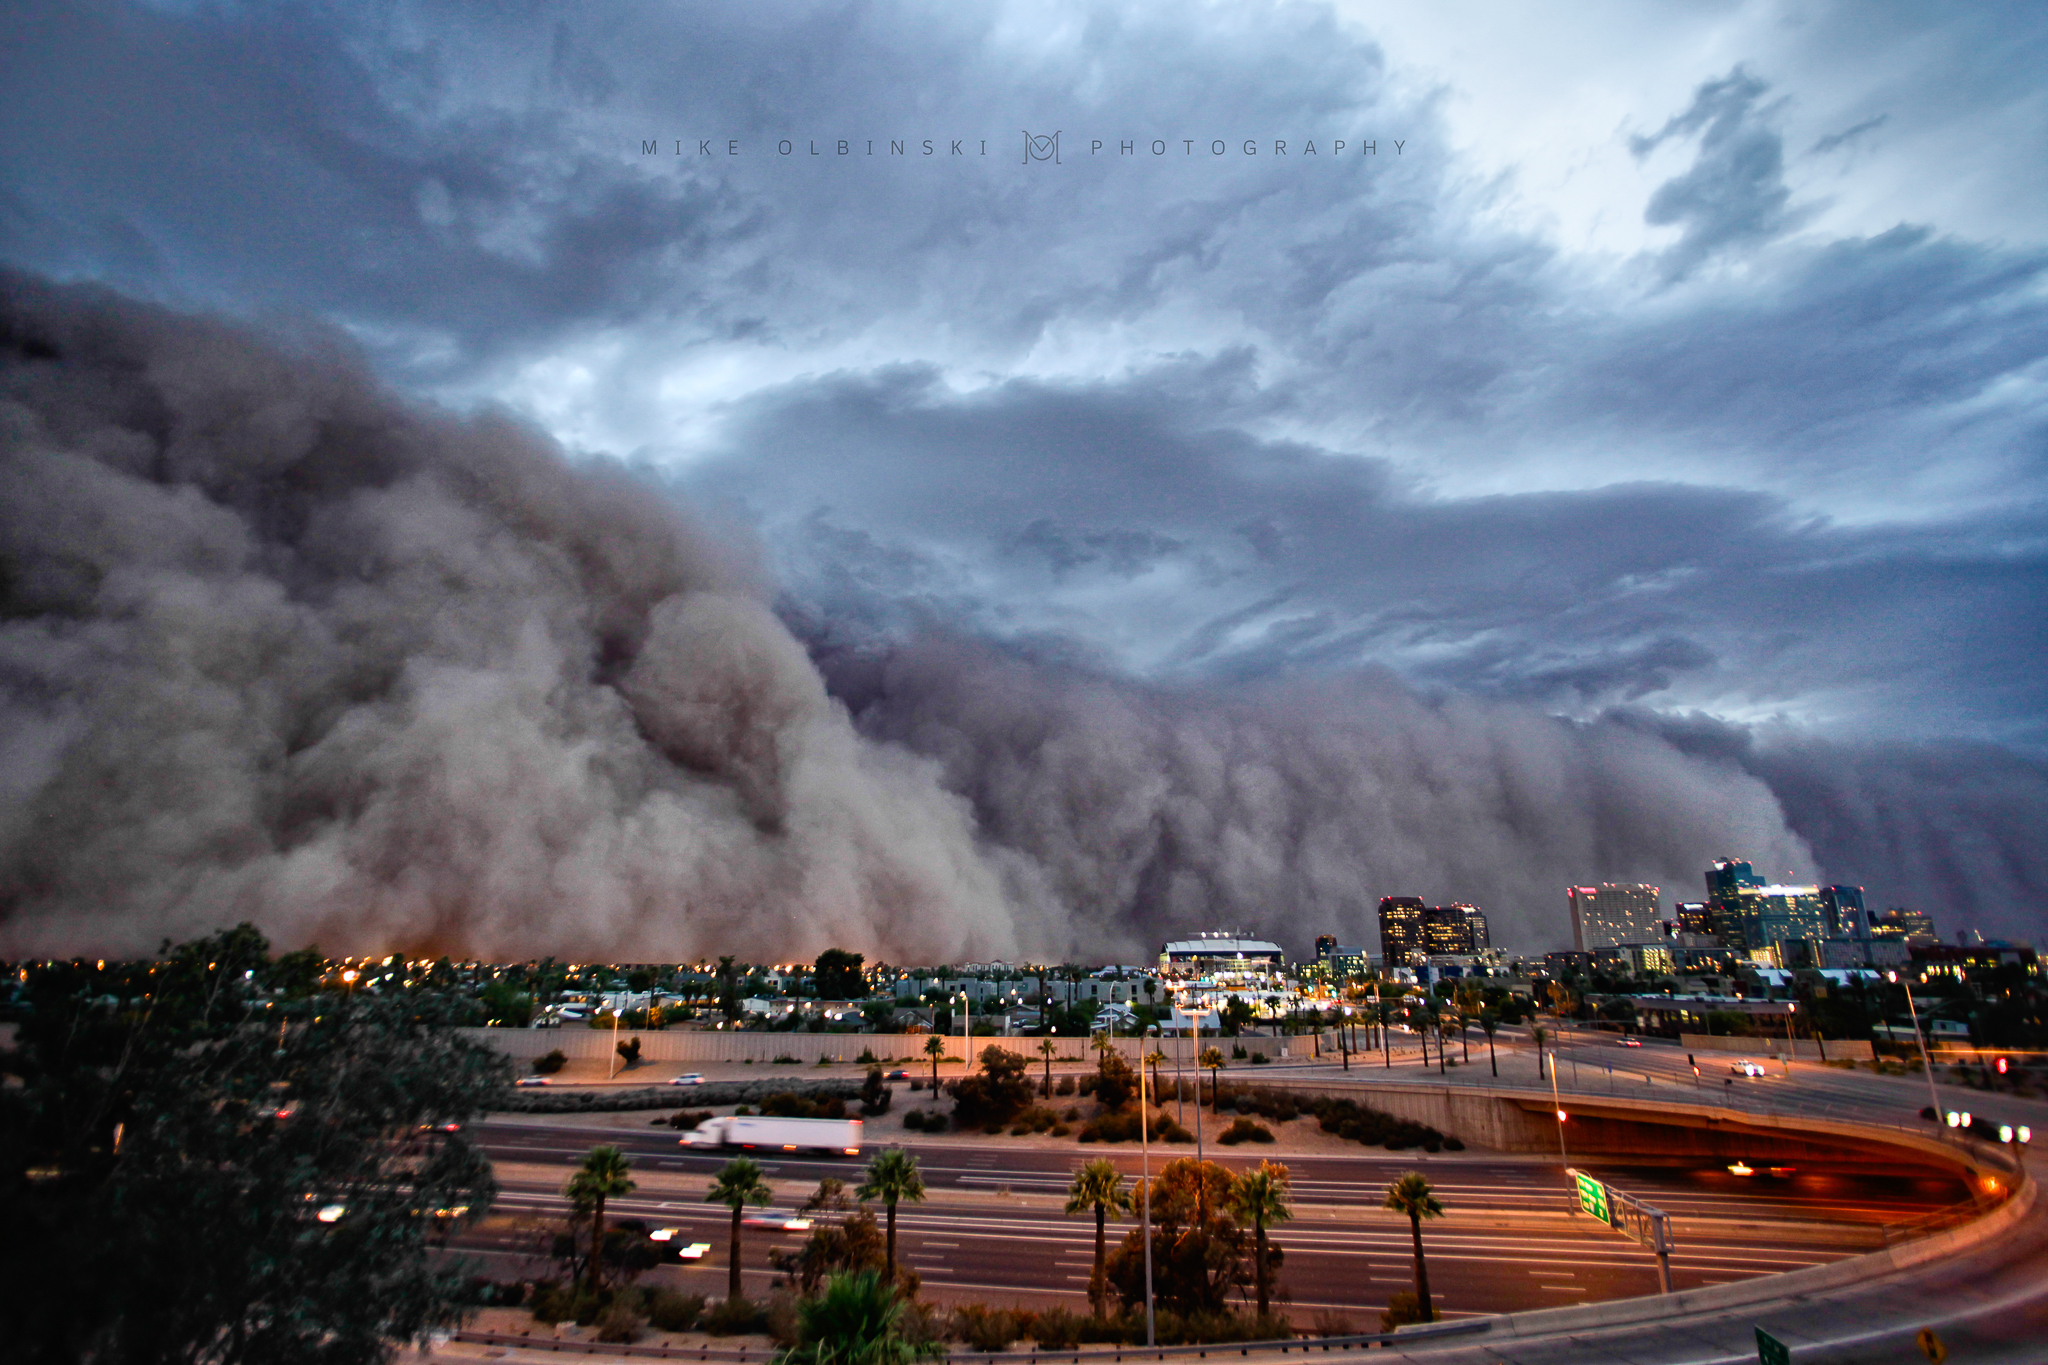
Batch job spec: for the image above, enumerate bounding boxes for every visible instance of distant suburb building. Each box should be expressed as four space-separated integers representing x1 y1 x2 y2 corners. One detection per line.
1567 883 1663 951
1159 932 1286 977
1378 897 1427 966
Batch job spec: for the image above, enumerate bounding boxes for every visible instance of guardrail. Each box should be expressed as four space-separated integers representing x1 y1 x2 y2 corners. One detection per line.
455 1319 1493 1361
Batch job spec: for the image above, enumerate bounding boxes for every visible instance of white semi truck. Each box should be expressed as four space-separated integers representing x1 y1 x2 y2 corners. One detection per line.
680 1114 864 1155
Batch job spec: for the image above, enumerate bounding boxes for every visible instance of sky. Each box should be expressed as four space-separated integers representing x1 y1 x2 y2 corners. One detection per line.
2 0 2044 958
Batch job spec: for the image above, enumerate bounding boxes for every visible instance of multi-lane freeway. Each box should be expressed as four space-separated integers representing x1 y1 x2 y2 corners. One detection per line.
456 1115 1969 1320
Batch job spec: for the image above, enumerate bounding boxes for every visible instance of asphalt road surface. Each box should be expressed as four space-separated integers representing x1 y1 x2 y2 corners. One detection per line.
455 1117 1968 1320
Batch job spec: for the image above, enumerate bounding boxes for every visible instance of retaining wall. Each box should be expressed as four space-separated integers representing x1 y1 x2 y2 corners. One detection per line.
456 1028 1296 1066
1679 1032 1875 1062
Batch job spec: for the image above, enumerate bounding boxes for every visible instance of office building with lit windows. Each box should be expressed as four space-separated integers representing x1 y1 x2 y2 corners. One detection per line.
1567 883 1663 951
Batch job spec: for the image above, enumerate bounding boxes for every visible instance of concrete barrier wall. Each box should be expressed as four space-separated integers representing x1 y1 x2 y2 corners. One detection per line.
456 1027 1295 1067
1680 1032 1875 1062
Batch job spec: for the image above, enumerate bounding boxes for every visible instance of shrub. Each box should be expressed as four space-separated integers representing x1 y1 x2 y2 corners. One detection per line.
533 1049 568 1075
667 1109 713 1130
1078 1109 1142 1143
703 1297 767 1335
773 1054 802 1065
735 1104 753 1116
857 1048 879 1064
1061 1105 1081 1121
1380 1292 1429 1331
1217 1117 1273 1145
902 1109 926 1131
595 1299 645 1343
1250 1053 1270 1065
1055 1074 1077 1095
909 1078 923 1091
765 1290 801 1347
529 1281 574 1325
1032 1307 1088 1349
1310 1310 1352 1338
1442 1136 1465 1151
1050 1123 1070 1137
1231 1045 1248 1060
646 1289 705 1333
952 1305 1028 1351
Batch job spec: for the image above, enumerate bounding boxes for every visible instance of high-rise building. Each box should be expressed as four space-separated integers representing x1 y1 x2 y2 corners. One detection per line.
1378 897 1426 966
1312 935 1368 979
1460 905 1490 953
1870 908 1937 943
1820 886 1867 940
1567 884 1663 951
1674 902 1713 936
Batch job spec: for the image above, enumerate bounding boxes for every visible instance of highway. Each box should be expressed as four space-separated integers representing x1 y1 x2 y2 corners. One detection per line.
455 1115 1968 1321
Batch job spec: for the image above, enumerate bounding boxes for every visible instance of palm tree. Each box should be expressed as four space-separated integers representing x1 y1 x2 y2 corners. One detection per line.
1199 1046 1225 1106
923 1033 945 1090
564 1145 635 1292
1144 1047 1167 1099
1479 1011 1500 1077
1532 1024 1548 1081
1382 1172 1445 1323
855 1147 926 1283
1038 1036 1058 1096
1064 1157 1130 1318
707 1156 774 1301
1229 1161 1293 1317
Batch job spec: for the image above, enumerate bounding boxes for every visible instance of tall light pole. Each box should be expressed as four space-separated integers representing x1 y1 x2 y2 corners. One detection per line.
608 1001 621 1079
1187 1003 1207 1167
1139 1022 1156 1348
1889 970 1945 1124
960 989 972 1079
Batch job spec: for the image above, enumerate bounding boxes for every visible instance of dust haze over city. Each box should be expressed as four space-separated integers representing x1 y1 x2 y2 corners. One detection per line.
3 1 2046 965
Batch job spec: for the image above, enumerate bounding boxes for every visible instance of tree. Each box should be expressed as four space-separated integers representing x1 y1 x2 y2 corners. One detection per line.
1383 1172 1445 1323
1199 1047 1226 1105
0 926 510 1365
1038 1036 1059 1096
706 1157 774 1300
813 949 867 1002
566 1146 636 1292
771 1180 887 1294
1064 1157 1130 1317
923 1034 945 1090
480 975 535 1027
1144 1048 1167 1098
1479 1011 1500 1077
1532 1024 1548 1080
856 1148 927 1284
1093 1047 1140 1110
1229 1161 1293 1317
773 1269 943 1365
949 1045 1036 1125
717 956 744 1022
1104 1158 1265 1317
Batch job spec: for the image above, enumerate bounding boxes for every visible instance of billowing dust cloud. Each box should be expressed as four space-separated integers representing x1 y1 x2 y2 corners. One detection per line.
0 274 1059 962
0 274 1884 961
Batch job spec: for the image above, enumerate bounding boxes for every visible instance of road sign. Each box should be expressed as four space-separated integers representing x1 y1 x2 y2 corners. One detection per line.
1573 1170 1610 1222
1755 1326 1791 1365
1916 1328 1947 1363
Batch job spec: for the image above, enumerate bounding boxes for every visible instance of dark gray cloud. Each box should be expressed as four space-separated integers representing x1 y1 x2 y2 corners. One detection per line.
1631 67 1804 280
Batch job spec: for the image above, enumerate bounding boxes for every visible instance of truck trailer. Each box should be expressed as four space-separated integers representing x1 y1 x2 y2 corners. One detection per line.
680 1114 864 1155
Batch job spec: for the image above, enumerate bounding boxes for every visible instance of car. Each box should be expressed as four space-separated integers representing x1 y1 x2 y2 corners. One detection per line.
1729 1060 1766 1077
677 1242 712 1261
740 1214 813 1231
1617 1037 1642 1048
884 1069 911 1080
669 1072 706 1086
417 1121 462 1133
515 1076 552 1087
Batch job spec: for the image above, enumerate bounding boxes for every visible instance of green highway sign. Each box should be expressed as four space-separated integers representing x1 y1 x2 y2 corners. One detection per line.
1756 1326 1791 1365
1573 1170 1610 1223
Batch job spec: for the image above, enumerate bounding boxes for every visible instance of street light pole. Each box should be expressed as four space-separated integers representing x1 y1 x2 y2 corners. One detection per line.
1890 971 1945 1123
1139 1023 1156 1348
